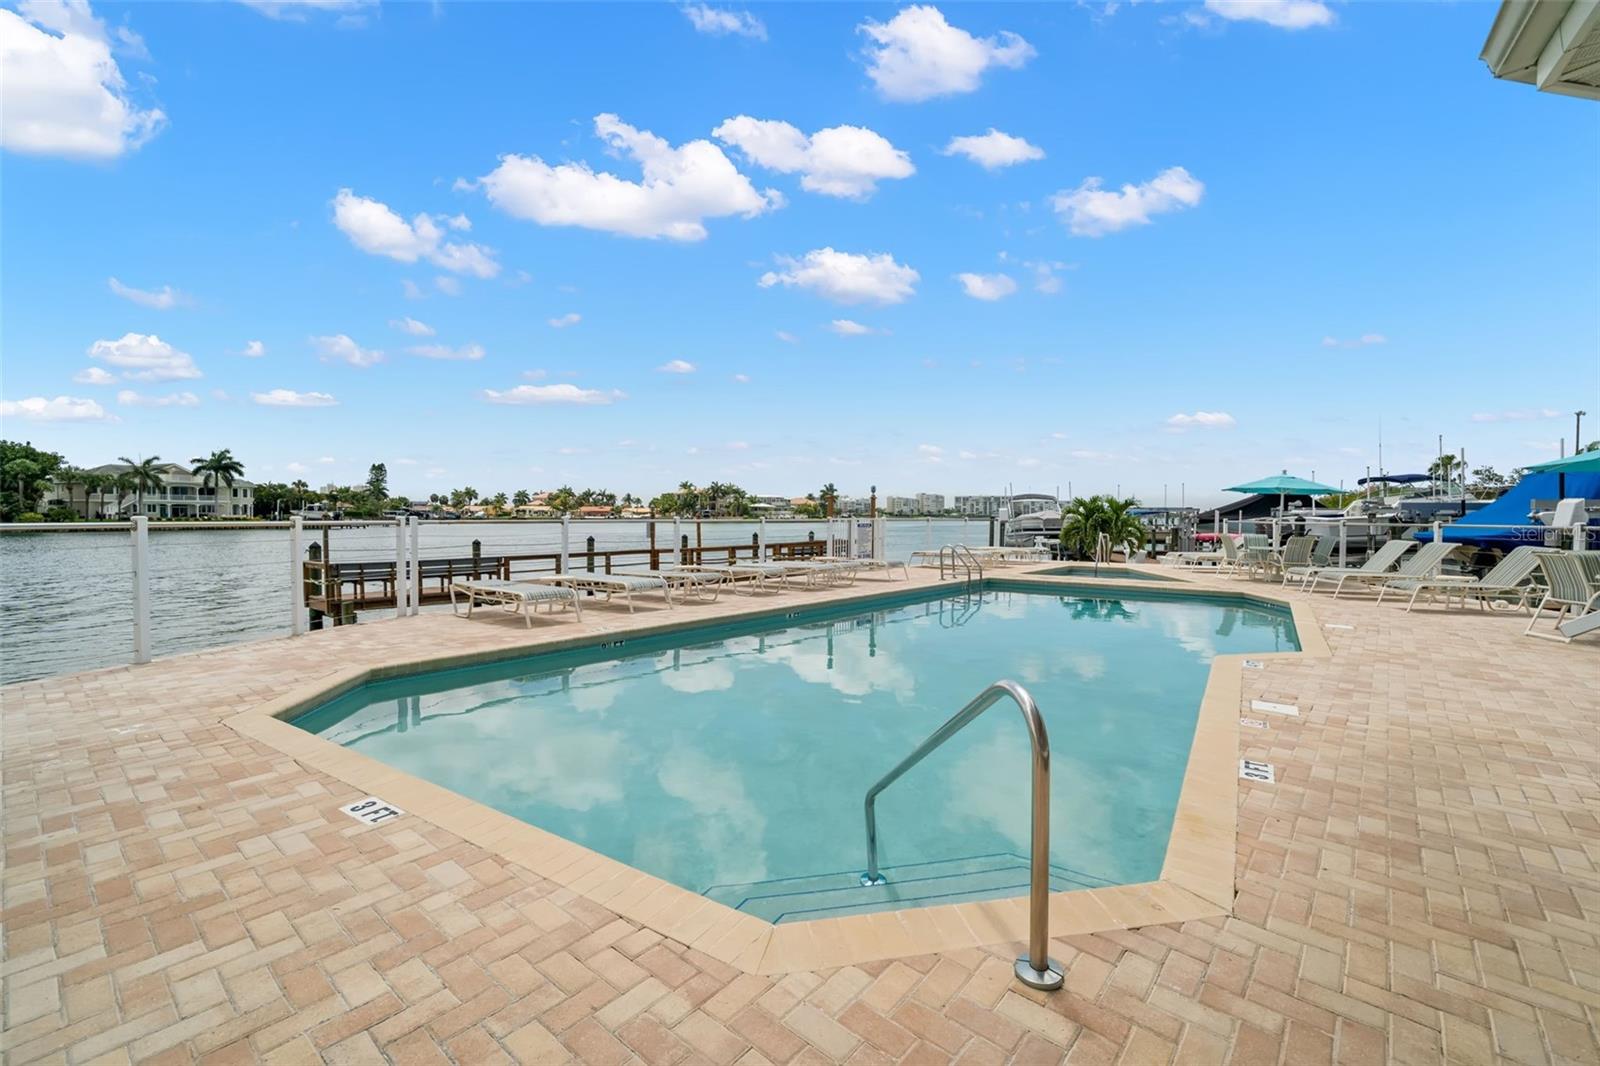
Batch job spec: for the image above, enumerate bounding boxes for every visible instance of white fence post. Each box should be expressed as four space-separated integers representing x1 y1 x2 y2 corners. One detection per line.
759 516 767 560
290 516 307 635
395 517 407 616
131 516 151 664
560 514 571 575
1432 520 1443 546
408 516 421 614
1338 518 1348 568
1574 522 1587 552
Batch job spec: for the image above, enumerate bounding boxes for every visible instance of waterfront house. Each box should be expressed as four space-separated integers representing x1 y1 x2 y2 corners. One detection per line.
47 462 255 519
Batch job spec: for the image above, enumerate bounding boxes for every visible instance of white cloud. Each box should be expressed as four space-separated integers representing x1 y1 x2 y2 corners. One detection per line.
407 343 484 361
475 114 782 241
774 330 798 344
87 333 201 381
917 444 943 455
1051 166 1204 237
108 277 189 310
72 366 116 385
732 373 751 383
713 117 913 199
942 129 1044 170
238 0 374 20
681 3 766 39
238 340 267 357
252 388 338 407
1320 333 1387 348
657 359 697 373
858 5 1035 103
548 312 582 328
0 0 166 160
481 384 623 406
331 189 500 277
827 319 886 336
1025 259 1068 294
759 248 919 305
1470 408 1562 424
1204 0 1334 30
311 333 383 367
116 389 199 407
401 279 425 300
1165 410 1236 431
434 275 461 296
956 272 1017 301
0 394 116 422
444 213 471 231
390 317 434 336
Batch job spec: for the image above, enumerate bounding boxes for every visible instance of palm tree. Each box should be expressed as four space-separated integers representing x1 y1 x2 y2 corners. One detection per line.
118 456 165 517
1059 495 1147 562
112 472 136 516
818 483 839 517
80 471 105 518
54 465 84 517
191 448 246 519
291 480 310 509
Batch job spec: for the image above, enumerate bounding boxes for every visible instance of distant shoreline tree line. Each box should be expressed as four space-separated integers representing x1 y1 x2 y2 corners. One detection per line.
5 441 1576 523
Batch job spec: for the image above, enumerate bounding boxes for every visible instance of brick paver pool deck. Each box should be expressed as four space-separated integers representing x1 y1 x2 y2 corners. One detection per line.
2 567 1596 1065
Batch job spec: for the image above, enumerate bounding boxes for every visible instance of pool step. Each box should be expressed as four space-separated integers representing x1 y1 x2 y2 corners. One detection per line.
704 853 1108 924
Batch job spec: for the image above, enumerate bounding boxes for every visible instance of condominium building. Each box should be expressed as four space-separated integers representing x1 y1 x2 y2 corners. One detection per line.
954 495 1006 516
916 493 946 514
47 462 255 519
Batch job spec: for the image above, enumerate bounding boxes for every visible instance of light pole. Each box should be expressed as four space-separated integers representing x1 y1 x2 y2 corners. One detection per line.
1578 411 1587 452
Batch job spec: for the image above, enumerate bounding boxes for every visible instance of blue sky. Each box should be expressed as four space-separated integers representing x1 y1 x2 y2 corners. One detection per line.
2 0 1596 506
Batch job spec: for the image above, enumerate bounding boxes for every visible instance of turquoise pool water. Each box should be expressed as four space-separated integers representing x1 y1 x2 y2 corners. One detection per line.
293 582 1297 922
1037 565 1179 582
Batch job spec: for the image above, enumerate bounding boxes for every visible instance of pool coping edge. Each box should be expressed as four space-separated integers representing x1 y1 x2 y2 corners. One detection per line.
224 569 1327 974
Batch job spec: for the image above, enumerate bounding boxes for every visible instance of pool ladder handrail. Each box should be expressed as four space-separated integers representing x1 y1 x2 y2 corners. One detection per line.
937 543 983 584
860 679 1064 991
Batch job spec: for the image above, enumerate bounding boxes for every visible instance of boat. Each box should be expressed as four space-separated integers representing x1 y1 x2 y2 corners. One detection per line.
998 493 1060 546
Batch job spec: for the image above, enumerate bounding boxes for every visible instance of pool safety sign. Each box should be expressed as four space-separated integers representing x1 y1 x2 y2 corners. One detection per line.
850 519 885 560
340 797 404 826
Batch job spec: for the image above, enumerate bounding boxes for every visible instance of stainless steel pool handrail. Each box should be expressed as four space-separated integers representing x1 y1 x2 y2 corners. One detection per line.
937 544 982 584
860 679 1064 990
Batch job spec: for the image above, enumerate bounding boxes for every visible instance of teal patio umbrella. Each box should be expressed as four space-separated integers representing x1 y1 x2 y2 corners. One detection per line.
1525 450 1600 475
1223 472 1342 539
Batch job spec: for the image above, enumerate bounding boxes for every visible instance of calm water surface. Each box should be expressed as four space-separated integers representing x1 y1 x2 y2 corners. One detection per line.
294 585 1297 920
0 519 989 684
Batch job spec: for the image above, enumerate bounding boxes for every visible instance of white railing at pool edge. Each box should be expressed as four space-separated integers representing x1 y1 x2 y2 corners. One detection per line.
860 679 1064 991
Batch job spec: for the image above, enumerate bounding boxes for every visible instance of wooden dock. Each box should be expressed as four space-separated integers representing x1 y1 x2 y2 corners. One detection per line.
301 536 831 623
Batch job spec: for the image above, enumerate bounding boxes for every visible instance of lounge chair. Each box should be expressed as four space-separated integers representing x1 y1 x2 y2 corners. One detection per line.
1325 542 1458 599
815 555 910 580
1525 551 1600 641
1302 540 1415 594
1282 536 1335 587
682 561 790 592
449 579 582 627
1264 536 1314 584
623 568 726 602
533 572 673 612
1165 536 1232 568
1388 545 1547 613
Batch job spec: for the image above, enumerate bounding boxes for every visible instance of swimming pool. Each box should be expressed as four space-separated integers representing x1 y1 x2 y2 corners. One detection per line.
1036 565 1179 582
292 582 1297 922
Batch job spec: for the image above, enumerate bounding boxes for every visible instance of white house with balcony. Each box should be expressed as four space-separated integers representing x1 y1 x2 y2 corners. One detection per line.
48 462 255 519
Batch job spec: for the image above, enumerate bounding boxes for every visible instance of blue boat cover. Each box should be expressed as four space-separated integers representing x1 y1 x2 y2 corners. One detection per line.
1414 472 1600 548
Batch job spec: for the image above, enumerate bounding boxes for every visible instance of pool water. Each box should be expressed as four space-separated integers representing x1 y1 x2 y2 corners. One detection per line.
293 582 1297 922
1037 565 1178 582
